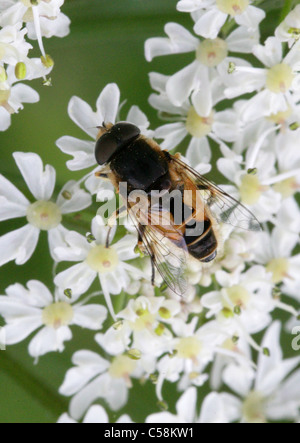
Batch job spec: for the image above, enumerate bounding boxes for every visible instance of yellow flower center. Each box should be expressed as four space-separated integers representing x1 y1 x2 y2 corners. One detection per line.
196 38 228 67
267 107 292 125
216 0 249 16
266 63 295 94
239 174 264 205
223 285 251 311
108 355 136 379
266 257 290 284
86 245 119 274
273 177 299 199
175 336 202 359
21 0 41 6
0 66 7 82
0 88 10 106
27 201 62 231
186 106 214 138
222 338 238 351
42 302 74 329
242 391 266 424
131 308 156 331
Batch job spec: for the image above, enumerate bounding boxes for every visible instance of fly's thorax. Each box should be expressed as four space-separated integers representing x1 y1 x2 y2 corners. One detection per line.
110 137 170 193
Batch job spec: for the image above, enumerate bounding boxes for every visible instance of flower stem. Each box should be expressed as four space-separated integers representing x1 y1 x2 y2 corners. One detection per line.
279 0 296 22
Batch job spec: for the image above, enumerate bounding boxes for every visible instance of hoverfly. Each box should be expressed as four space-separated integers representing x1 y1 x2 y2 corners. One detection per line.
95 122 261 296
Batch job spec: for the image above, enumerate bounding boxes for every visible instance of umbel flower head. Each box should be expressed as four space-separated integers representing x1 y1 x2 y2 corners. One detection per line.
0 280 107 358
54 216 143 319
0 0 299 426
0 152 91 265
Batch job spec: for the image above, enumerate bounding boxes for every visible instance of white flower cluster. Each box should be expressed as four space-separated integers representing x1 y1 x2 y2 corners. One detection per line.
0 0 299 424
0 0 70 130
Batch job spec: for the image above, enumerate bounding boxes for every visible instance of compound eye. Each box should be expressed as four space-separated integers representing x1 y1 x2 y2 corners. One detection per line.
95 132 118 165
113 122 141 144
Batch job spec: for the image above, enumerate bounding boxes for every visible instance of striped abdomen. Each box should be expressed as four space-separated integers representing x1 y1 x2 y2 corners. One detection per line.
184 217 218 262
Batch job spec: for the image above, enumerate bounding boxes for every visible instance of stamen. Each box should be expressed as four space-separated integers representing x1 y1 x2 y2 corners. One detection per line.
32 6 46 58
261 169 300 186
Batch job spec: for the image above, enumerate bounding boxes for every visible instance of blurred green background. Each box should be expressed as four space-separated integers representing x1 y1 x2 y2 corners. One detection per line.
0 0 297 423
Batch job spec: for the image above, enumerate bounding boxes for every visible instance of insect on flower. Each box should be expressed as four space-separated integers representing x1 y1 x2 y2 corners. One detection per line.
94 122 261 296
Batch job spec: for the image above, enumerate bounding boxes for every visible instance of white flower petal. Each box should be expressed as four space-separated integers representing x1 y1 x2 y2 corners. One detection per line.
223 364 255 397
56 136 96 171
191 73 212 117
100 268 129 296
10 83 39 105
253 37 283 68
223 67 266 98
255 321 300 395
60 351 109 396
267 370 300 421
149 91 187 116
116 414 133 423
85 174 115 201
186 137 212 166
83 405 109 424
177 0 213 13
68 96 98 139
284 39 300 69
199 392 229 423
0 3 26 27
115 235 137 261
0 298 41 318
126 106 153 137
26 280 53 307
0 224 39 266
193 9 227 39
213 110 239 142
57 181 92 214
91 215 115 245
57 413 77 424
54 263 96 298
0 174 29 221
226 26 259 54
154 122 187 150
176 387 197 422
53 231 90 262
28 326 72 357
146 412 183 423
95 325 131 356
145 22 198 61
217 158 241 182
235 6 266 31
48 225 70 261
166 61 200 106
240 90 288 122
69 376 105 420
13 152 56 201
96 83 120 125
73 304 107 330
0 107 11 131
219 393 242 422
28 12 70 39
4 317 42 345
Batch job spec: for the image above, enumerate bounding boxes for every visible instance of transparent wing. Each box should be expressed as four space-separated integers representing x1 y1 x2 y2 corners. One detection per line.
127 199 188 296
172 156 261 232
